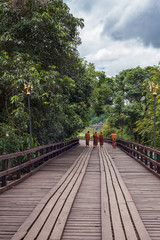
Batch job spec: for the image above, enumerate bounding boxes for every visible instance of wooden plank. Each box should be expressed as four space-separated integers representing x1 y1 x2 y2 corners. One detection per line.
61 146 101 240
99 149 112 240
49 149 92 240
9 145 85 240
101 149 126 240
12 148 90 240
35 148 92 240
102 148 138 240
103 147 133 203
128 201 152 240
105 144 151 240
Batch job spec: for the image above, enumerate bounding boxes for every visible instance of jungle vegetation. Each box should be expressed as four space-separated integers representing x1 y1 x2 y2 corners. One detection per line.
0 0 98 153
91 65 160 148
0 0 160 154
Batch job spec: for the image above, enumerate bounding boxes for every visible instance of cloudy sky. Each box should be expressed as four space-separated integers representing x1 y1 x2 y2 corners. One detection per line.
64 0 160 77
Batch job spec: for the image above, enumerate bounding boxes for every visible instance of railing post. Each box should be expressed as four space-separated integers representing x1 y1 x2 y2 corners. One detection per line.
140 146 143 162
16 150 21 179
133 144 136 157
48 146 51 159
131 143 133 156
50 146 53 158
150 150 153 169
145 148 148 166
157 154 160 174
48 146 52 159
45 147 49 161
130 143 132 156
40 148 44 164
128 143 130 154
54 145 57 157
34 150 39 168
27 151 31 172
1 153 7 187
137 145 139 160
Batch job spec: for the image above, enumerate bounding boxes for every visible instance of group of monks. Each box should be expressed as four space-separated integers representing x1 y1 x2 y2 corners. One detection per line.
85 131 117 148
85 131 104 147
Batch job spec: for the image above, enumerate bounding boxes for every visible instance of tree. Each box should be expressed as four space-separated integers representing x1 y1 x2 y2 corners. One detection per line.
91 72 113 117
135 65 160 147
90 67 151 140
0 0 96 154
0 0 84 72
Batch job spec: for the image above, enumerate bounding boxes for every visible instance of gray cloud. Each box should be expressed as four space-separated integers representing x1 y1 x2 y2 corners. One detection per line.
64 0 160 76
103 1 160 48
64 0 94 12
79 0 94 12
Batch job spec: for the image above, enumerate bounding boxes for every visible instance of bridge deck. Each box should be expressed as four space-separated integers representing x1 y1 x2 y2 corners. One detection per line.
0 141 160 239
107 143 160 240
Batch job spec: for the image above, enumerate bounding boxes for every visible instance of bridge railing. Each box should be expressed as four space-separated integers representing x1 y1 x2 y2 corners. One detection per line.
0 138 79 193
104 138 160 177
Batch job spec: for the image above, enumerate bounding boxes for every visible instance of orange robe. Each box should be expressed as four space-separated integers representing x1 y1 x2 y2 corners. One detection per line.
93 133 99 147
99 133 104 146
111 133 117 148
85 133 90 146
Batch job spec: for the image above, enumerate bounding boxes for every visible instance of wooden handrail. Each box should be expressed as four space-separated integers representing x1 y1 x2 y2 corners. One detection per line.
0 140 75 161
104 138 160 177
0 138 79 193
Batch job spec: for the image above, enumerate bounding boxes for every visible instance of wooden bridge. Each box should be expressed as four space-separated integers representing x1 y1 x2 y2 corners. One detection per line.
0 139 160 240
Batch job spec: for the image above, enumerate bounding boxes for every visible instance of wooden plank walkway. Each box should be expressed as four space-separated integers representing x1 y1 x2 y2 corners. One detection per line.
0 140 160 239
0 145 84 240
61 146 101 240
106 143 160 240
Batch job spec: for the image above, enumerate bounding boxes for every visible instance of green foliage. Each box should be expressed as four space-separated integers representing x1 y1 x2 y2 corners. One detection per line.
0 0 95 154
0 0 84 72
107 67 151 140
2 0 160 153
135 64 160 147
91 72 113 116
90 66 152 143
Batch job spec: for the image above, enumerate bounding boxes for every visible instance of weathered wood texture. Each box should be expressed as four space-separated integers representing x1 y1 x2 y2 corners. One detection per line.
104 138 160 176
0 139 79 193
0 141 154 240
11 147 93 240
0 145 83 240
106 142 160 240
99 146 151 240
61 147 101 240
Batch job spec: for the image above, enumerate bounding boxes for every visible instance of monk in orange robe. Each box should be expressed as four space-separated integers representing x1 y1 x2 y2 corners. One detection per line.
99 132 104 147
85 131 90 147
93 132 99 147
111 132 117 148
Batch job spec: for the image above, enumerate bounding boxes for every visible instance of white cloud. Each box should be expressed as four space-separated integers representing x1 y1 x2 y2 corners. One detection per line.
64 0 160 76
84 39 160 76
113 0 151 25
